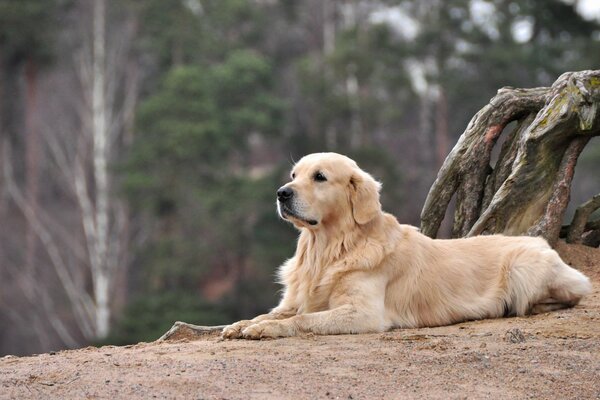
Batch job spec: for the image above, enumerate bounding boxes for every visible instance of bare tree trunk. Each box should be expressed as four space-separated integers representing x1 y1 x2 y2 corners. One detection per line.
435 87 449 168
418 92 434 164
91 0 110 339
3 149 96 341
24 58 40 275
421 70 600 246
323 0 337 148
0 49 5 221
322 0 335 56
346 65 362 149
2 0 140 345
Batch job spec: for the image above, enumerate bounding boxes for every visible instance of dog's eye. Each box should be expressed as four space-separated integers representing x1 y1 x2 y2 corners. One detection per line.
313 172 327 182
291 172 296 179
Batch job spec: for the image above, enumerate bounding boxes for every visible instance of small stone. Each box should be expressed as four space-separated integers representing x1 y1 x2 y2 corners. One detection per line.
505 328 526 343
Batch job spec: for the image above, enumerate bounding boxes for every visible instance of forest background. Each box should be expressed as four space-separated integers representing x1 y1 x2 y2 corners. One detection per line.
0 0 599 356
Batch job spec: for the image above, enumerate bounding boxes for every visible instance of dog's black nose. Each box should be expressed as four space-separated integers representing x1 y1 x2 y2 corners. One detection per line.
277 186 294 202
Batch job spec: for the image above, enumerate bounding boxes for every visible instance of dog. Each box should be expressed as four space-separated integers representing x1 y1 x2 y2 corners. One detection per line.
222 152 592 339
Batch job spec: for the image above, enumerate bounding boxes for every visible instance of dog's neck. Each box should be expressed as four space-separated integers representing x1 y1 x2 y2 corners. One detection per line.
296 213 380 271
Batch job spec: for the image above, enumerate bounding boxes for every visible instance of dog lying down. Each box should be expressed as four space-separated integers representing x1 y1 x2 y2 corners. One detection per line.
222 152 592 340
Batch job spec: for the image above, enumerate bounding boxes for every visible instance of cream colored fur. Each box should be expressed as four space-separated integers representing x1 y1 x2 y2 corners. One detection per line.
222 153 592 339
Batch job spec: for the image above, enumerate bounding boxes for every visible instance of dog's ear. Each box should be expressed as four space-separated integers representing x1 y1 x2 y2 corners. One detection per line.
350 169 382 225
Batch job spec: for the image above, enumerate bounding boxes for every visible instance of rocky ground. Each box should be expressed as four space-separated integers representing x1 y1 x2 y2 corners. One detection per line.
1 242 599 399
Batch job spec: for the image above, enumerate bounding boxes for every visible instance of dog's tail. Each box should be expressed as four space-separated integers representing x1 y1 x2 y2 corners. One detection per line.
550 260 593 306
508 248 593 316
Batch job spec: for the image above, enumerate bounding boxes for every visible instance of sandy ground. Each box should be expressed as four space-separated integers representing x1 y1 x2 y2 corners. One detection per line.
1 242 599 399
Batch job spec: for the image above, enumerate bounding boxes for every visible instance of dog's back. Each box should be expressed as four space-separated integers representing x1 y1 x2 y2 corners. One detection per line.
384 226 592 328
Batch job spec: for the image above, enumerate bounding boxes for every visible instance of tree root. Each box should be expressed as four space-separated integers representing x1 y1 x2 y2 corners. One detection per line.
158 321 226 342
421 70 600 246
566 194 600 244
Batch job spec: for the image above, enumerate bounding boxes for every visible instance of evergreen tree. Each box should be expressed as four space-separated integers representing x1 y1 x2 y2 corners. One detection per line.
121 49 290 332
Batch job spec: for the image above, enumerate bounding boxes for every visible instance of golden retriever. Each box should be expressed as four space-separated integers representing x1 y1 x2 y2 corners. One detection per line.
222 152 592 339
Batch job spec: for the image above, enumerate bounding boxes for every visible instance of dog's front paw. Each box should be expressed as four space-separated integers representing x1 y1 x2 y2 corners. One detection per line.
241 321 294 340
241 322 275 340
221 320 253 339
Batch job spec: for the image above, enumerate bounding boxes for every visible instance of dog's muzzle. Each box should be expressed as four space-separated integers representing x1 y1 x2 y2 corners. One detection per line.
276 186 317 226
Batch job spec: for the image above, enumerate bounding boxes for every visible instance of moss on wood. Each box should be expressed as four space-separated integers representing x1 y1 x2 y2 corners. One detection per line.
421 70 600 246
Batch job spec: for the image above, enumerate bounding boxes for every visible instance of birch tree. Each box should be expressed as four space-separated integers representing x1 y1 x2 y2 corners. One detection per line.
3 0 139 342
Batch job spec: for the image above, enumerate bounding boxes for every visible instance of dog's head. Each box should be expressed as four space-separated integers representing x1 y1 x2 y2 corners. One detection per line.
277 153 382 229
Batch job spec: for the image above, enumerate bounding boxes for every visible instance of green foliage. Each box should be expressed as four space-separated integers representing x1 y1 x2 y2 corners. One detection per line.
0 0 66 64
130 0 267 70
290 18 411 217
295 21 414 145
125 49 284 205
122 45 293 324
402 0 600 138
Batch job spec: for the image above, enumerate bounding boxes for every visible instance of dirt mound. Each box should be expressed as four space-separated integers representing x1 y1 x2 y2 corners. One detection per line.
1 243 599 399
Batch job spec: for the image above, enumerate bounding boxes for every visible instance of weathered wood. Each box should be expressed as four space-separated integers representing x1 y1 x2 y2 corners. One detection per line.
481 114 535 212
560 218 600 237
583 229 600 247
566 194 600 244
527 137 590 246
421 70 600 246
421 87 549 237
158 321 226 342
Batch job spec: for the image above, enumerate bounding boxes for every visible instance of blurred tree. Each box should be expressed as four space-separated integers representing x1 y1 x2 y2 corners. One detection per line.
0 0 72 351
123 49 291 326
447 0 600 126
2 0 142 350
129 0 268 78
288 1 410 218
0 0 61 64
396 0 600 230
0 0 57 279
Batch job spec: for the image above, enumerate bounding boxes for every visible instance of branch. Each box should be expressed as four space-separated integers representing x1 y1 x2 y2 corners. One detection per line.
566 194 600 244
158 321 227 342
43 127 75 187
74 151 99 272
3 144 96 339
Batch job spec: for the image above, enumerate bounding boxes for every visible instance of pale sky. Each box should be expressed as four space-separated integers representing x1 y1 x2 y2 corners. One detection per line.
370 1 600 44
577 0 600 20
